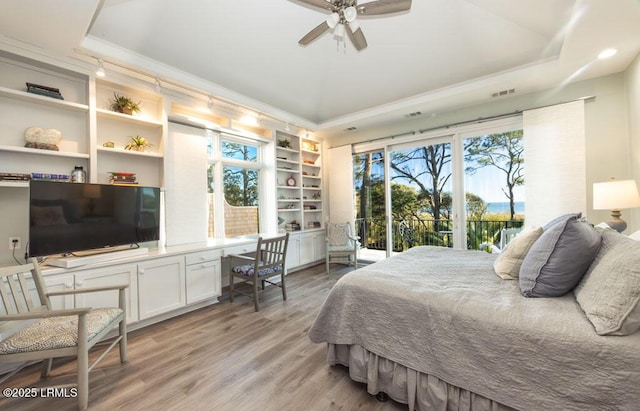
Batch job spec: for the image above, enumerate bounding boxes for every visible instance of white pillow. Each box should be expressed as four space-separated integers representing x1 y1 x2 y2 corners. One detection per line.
629 230 640 241
574 229 640 335
493 227 543 280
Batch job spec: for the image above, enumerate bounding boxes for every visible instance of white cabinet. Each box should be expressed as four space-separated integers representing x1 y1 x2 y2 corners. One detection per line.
285 230 324 270
137 256 185 320
185 249 221 304
74 264 138 323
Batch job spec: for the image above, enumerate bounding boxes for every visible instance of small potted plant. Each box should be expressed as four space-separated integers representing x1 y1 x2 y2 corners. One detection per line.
109 92 141 115
125 135 152 152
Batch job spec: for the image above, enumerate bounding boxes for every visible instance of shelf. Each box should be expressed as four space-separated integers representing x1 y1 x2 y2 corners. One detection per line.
0 144 89 159
302 187 321 190
97 146 163 158
0 86 89 112
302 162 320 168
301 149 320 155
277 185 299 189
303 209 322 213
0 181 29 188
278 199 300 202
276 147 299 154
303 199 322 202
278 208 301 212
277 167 299 172
302 175 321 179
96 108 163 127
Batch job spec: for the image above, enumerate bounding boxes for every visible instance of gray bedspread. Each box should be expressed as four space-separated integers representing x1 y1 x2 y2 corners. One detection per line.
308 246 640 410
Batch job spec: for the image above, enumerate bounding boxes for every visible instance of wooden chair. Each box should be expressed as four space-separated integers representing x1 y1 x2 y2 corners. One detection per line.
227 233 290 312
0 258 128 411
326 222 360 273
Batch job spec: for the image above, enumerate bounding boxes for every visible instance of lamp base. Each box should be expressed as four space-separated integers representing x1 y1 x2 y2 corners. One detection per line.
607 209 627 233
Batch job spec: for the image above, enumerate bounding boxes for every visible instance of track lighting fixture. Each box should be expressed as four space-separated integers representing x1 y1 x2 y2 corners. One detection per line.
207 96 214 111
95 59 105 77
154 78 161 93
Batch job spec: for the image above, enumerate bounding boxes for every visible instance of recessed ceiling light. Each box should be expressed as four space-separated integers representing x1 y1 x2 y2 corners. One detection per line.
598 48 617 59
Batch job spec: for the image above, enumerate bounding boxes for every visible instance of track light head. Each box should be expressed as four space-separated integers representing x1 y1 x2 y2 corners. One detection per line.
96 59 105 77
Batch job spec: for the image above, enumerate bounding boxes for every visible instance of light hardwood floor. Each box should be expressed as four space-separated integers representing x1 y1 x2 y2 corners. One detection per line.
1 263 406 411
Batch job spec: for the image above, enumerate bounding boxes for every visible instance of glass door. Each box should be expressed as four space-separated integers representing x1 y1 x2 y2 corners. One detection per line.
388 138 454 252
353 150 386 262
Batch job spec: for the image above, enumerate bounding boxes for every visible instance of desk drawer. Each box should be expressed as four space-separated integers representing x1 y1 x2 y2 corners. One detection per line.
185 249 221 265
223 243 255 256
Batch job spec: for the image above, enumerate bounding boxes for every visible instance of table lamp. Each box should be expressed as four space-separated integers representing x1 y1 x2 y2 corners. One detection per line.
593 178 640 232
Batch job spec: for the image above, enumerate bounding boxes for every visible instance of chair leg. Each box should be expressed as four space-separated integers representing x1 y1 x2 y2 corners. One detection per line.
281 273 287 301
261 280 265 290
40 358 53 378
77 314 89 411
119 318 128 363
229 274 234 303
253 279 260 312
326 253 330 274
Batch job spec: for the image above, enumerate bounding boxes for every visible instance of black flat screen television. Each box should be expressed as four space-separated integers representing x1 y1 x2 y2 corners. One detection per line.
29 181 161 257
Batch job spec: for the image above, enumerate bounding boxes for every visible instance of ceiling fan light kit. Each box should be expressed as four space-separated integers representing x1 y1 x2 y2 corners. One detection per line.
297 0 412 51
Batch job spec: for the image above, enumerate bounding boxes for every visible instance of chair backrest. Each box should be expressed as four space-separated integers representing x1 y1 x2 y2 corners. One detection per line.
499 228 522 250
0 259 49 316
256 233 289 271
327 223 354 247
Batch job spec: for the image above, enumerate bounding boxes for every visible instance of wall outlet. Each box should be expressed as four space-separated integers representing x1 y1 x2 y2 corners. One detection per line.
9 237 21 250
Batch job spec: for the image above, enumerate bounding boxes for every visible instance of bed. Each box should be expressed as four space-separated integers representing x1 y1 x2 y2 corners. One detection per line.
308 244 640 410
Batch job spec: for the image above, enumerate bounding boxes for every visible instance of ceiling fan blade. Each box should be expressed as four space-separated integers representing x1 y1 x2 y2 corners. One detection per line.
357 0 412 15
348 27 368 51
299 21 331 45
296 0 335 12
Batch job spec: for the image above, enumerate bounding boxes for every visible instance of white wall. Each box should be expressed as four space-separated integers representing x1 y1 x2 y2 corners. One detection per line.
625 53 640 232
325 72 636 231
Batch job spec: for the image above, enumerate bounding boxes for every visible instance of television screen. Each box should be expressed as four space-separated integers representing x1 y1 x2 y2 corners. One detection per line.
29 181 161 257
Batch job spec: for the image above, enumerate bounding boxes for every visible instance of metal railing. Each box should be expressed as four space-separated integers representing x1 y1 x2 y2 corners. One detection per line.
355 217 524 252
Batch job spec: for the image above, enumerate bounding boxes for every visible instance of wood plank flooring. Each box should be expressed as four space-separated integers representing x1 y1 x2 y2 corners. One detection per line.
0 263 406 411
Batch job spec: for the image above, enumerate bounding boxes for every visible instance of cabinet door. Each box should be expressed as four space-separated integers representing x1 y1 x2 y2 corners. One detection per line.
185 259 221 304
299 233 315 265
25 274 74 311
285 235 300 270
137 256 185 320
313 232 326 261
74 264 138 324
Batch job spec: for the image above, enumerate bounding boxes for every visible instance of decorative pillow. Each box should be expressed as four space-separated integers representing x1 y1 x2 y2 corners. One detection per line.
574 229 640 335
519 213 601 297
30 205 67 226
493 227 543 280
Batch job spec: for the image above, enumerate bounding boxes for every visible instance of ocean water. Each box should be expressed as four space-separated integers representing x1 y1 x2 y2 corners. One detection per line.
486 201 525 214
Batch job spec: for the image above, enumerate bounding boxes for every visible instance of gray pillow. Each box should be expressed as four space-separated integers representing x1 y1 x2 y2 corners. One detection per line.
574 229 640 335
519 213 601 297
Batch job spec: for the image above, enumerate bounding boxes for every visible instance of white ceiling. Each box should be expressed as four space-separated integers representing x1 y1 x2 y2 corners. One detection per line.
1 0 639 138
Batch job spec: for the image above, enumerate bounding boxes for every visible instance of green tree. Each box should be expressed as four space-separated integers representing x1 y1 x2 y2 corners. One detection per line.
466 192 488 220
389 144 451 221
465 131 524 220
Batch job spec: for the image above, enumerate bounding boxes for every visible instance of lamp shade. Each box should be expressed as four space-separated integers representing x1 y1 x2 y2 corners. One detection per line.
593 179 640 210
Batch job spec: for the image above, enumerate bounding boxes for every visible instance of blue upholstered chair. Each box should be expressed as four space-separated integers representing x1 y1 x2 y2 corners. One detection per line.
227 233 290 312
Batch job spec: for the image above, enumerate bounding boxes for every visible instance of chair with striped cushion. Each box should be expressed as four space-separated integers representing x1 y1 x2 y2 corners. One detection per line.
227 233 290 312
0 258 128 411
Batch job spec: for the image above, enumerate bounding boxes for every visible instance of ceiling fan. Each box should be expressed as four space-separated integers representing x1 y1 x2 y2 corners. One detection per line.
297 0 412 51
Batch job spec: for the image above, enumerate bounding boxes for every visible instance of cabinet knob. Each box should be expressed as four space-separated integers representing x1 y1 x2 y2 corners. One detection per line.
75 280 83 287
200 256 206 261
139 269 145 275
65 282 73 289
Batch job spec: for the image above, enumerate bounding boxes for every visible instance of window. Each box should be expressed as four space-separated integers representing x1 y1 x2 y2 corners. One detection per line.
207 133 263 238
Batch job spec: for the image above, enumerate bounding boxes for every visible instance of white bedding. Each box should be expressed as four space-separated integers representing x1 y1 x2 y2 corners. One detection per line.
308 246 640 410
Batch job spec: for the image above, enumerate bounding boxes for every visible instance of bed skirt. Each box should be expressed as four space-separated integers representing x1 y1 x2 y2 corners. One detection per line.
327 344 516 411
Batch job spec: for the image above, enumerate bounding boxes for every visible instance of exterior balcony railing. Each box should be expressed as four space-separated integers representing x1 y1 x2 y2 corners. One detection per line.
355 217 524 252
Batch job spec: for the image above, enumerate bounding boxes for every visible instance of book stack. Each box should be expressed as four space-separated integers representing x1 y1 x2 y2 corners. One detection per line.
26 82 64 100
285 222 301 232
0 172 31 182
30 172 70 182
110 172 138 185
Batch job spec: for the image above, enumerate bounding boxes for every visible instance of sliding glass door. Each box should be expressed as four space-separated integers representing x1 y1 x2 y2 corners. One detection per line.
388 138 454 252
353 118 524 259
